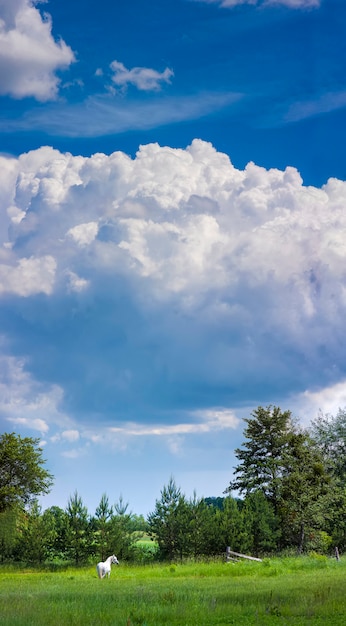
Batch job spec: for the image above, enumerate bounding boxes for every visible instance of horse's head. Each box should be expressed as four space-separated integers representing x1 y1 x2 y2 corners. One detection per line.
112 555 119 565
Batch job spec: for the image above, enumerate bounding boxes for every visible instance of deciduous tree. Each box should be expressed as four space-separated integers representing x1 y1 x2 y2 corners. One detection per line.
0 433 53 512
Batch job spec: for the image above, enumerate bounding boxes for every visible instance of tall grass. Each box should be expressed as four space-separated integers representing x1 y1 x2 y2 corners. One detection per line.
1 556 345 625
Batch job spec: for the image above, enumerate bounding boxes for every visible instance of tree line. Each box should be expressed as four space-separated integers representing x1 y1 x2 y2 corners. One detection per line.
1 405 345 565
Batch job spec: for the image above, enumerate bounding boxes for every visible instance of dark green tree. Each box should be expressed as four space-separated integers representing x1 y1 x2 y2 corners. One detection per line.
187 492 218 558
109 496 136 560
17 501 57 564
280 431 332 553
66 491 90 565
219 497 249 554
0 506 22 562
243 490 279 555
93 493 113 560
44 506 70 560
0 433 53 512
226 406 295 515
147 477 189 561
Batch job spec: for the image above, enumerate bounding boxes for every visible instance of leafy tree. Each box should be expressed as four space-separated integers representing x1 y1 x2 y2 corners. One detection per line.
279 431 332 553
310 409 346 485
0 506 22 562
17 501 57 564
323 486 346 552
0 433 53 512
44 506 70 560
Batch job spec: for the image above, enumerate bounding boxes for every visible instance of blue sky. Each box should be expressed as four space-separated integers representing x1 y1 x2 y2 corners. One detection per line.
1 0 346 517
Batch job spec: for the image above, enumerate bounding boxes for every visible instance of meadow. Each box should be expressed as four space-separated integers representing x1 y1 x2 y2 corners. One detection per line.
0 556 345 625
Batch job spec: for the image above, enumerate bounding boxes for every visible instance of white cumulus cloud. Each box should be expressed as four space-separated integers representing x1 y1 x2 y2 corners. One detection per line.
0 139 346 434
0 0 75 100
0 255 56 296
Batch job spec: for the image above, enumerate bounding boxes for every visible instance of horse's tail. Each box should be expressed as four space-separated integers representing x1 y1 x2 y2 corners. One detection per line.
96 563 103 579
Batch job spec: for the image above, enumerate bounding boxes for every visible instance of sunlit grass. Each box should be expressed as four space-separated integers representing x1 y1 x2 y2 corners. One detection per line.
1 556 345 625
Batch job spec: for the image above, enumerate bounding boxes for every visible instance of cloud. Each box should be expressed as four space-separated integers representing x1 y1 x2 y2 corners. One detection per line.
0 0 75 101
61 429 80 442
0 255 56 296
67 222 99 247
1 139 346 440
0 91 241 137
284 91 346 123
0 351 71 431
7 416 49 434
294 380 346 425
196 0 320 8
109 409 239 437
110 60 173 92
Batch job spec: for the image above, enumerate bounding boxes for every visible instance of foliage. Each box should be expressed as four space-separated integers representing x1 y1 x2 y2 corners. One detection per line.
15 501 57 564
3 404 346 564
310 408 346 484
147 477 190 560
0 433 53 512
226 406 294 513
227 405 337 553
66 491 91 565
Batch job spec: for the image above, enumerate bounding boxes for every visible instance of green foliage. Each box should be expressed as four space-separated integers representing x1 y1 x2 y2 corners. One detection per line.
228 405 338 554
243 490 279 555
15 501 58 564
311 408 346 486
92 493 113 560
0 433 53 512
66 491 91 565
147 477 191 560
3 403 346 564
279 431 331 552
227 406 294 512
0 507 22 562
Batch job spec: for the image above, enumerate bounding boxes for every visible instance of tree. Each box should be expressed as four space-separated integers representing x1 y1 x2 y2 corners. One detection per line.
226 406 295 515
0 506 23 562
17 501 57 564
66 491 90 565
186 492 219 558
93 493 113 560
310 409 346 485
44 506 70 560
147 477 189 561
243 490 279 555
279 431 332 553
0 433 53 512
220 497 249 554
228 406 334 553
109 496 136 560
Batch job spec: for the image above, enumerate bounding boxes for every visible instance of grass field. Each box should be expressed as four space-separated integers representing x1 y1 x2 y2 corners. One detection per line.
1 556 345 625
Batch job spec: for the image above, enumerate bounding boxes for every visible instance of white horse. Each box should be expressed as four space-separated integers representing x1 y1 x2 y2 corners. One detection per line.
96 554 119 579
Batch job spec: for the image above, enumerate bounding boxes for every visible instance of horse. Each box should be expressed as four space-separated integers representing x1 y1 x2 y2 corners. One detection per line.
96 554 119 579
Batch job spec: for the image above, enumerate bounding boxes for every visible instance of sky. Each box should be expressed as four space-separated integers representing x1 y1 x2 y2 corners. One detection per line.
1 0 346 518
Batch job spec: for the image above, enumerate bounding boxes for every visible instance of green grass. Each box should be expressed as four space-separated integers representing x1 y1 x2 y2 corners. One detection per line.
1 557 345 625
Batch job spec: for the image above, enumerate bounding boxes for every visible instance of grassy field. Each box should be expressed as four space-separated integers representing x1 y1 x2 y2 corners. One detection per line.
1 556 345 625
